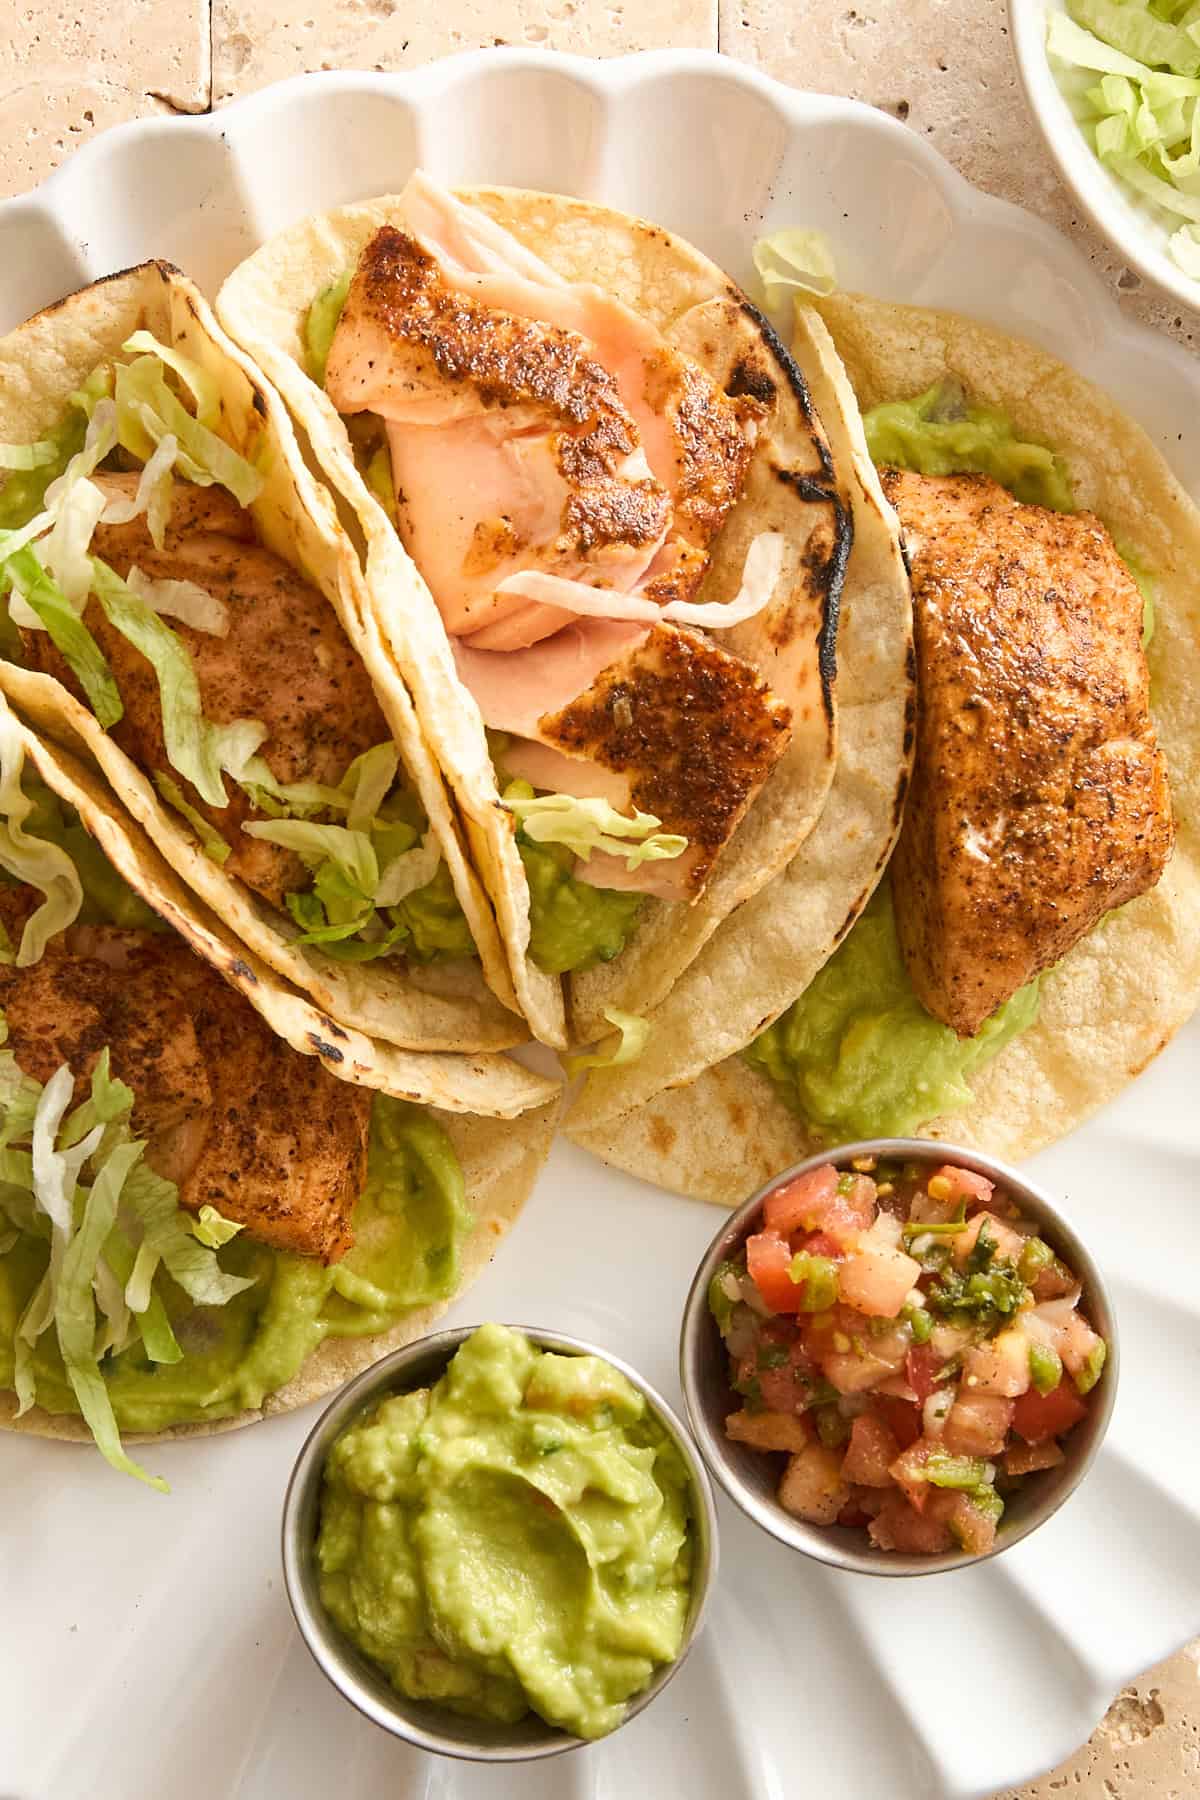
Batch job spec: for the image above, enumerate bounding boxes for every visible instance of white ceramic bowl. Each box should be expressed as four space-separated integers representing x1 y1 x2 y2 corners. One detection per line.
1010 0 1200 310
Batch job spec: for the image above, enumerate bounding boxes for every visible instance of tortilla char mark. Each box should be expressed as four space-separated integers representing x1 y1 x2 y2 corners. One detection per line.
0 886 371 1262
883 466 1173 1038
541 621 792 897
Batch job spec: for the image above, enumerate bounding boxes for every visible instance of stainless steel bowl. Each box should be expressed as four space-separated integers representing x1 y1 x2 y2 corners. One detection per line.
680 1139 1118 1578
282 1323 719 1759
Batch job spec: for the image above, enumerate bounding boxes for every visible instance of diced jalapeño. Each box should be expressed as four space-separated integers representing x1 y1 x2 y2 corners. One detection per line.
1073 1338 1107 1395
789 1251 839 1312
1018 1236 1054 1282
1028 1341 1063 1396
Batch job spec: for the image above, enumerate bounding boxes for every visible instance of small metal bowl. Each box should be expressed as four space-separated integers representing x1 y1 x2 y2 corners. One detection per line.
282 1323 719 1759
680 1138 1118 1578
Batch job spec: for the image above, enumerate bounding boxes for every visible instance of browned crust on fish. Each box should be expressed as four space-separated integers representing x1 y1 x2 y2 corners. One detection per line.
0 887 369 1262
344 226 759 599
884 467 1173 1037
538 622 792 894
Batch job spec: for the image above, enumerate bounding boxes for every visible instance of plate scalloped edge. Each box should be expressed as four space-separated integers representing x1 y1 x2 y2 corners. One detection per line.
0 48 1198 1800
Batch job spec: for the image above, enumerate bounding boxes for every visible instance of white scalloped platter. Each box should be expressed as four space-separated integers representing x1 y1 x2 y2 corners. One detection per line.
2 50 1199 1800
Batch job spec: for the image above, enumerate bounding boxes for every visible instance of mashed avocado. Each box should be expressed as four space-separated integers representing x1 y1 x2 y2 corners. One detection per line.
744 887 1039 1141
862 379 1076 511
316 1322 693 1739
519 836 644 974
305 270 353 385
0 1097 468 1433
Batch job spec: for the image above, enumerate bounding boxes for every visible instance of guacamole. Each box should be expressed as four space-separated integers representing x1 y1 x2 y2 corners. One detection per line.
744 886 1039 1141
305 269 353 385
519 836 644 975
317 1322 694 1739
0 1097 470 1435
862 379 1076 511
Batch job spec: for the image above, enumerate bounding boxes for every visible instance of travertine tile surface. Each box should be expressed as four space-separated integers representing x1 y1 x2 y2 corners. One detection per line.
0 0 208 197
212 0 716 105
2 2 1198 1793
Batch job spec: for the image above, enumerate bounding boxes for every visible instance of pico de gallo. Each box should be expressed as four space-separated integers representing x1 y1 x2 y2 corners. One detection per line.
709 1157 1108 1557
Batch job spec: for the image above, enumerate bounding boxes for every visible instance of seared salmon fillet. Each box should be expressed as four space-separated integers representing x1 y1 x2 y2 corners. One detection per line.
883 467 1173 1037
0 886 371 1260
23 473 391 911
325 215 760 653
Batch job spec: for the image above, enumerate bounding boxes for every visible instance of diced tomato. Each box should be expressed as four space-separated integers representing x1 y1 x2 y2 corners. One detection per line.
933 1164 995 1209
1004 1439 1065 1477
799 1230 843 1260
777 1443 850 1525
1058 1311 1103 1380
868 1490 955 1554
944 1492 998 1556
838 1243 922 1318
889 1437 936 1511
837 1499 873 1528
763 1165 839 1235
746 1230 803 1313
1011 1379 1088 1445
875 1394 922 1451
756 1340 814 1414
842 1412 902 1487
941 1393 1015 1457
905 1344 943 1404
1031 1258 1077 1303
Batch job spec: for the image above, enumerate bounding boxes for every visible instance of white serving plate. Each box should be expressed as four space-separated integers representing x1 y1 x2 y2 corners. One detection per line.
2 50 1198 1800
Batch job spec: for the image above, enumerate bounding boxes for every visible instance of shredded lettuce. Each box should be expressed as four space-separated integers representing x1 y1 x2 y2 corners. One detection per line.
563 1008 652 1077
191 1204 245 1248
342 744 399 833
1048 3 1200 275
97 433 179 551
114 352 262 507
122 330 222 432
1 1032 253 1485
127 565 228 635
0 713 84 963
89 558 235 805
502 786 687 870
152 771 231 864
56 1139 166 1490
752 229 838 311
1 545 123 727
374 832 441 906
242 819 380 894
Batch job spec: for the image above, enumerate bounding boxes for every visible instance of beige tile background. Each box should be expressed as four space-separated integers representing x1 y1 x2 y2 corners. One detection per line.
2 0 1198 1790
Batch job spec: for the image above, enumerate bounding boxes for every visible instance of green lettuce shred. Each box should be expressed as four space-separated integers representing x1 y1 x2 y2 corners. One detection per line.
1048 3 1200 276
502 784 687 870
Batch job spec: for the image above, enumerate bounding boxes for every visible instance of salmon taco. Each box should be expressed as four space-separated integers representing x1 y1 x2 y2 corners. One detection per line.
217 175 851 1050
0 260 528 1062
0 699 557 1484
568 293 1200 1202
